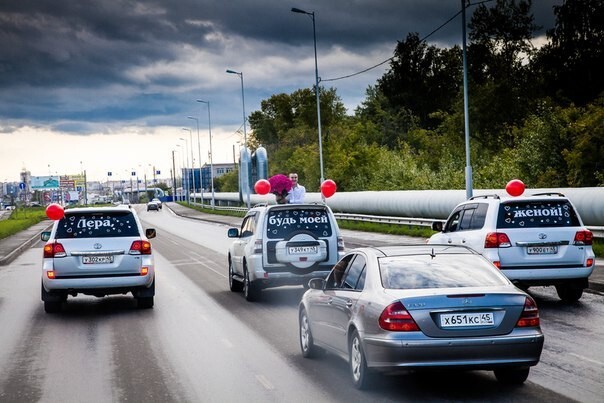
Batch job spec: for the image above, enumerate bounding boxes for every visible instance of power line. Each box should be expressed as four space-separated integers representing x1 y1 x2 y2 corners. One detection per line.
321 0 493 83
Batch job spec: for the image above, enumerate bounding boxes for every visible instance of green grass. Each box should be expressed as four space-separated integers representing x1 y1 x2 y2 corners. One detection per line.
336 219 436 239
0 207 49 240
177 201 247 218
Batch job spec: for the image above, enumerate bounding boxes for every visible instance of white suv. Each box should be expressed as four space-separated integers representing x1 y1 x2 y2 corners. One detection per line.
41 205 157 312
227 203 345 301
428 193 595 302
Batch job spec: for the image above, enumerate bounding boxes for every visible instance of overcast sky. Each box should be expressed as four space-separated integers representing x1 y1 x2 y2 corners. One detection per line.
0 0 562 183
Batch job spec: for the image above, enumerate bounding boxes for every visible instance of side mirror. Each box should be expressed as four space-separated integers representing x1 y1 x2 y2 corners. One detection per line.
227 228 240 238
146 228 157 239
41 231 51 242
431 221 443 232
308 278 325 290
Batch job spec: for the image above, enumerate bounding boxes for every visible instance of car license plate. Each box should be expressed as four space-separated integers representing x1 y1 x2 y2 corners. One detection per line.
440 312 494 328
288 246 318 255
82 255 114 264
527 246 558 255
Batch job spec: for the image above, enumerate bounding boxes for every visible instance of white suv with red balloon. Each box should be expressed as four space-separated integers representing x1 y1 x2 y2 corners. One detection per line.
227 202 345 301
428 184 595 302
41 204 157 313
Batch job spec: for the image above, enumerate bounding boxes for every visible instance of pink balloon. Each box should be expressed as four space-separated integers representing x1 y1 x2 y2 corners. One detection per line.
321 179 337 198
254 179 271 195
506 179 525 197
45 203 65 220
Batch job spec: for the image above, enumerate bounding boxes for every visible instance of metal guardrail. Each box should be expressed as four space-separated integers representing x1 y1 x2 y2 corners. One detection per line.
196 203 603 238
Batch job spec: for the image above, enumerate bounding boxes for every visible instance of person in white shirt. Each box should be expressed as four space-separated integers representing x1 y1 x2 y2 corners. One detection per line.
287 173 305 203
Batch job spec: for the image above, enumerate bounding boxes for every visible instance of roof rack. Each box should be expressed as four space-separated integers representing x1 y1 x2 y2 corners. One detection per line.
469 194 500 200
531 192 566 197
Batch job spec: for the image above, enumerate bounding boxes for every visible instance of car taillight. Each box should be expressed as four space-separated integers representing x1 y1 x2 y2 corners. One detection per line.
574 230 593 246
337 236 345 252
516 296 540 328
43 242 66 258
586 258 594 267
378 301 420 332
253 239 263 254
129 240 152 255
484 232 511 248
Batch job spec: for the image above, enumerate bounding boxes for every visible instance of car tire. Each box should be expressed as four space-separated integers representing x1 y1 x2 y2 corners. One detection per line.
137 296 154 309
349 329 374 389
229 258 243 292
555 283 584 303
299 308 319 358
494 367 530 385
243 266 260 302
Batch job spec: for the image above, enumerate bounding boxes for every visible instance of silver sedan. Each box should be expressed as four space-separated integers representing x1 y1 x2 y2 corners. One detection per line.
299 244 544 389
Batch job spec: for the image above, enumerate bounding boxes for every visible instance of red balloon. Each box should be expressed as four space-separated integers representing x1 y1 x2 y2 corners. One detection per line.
321 179 337 198
254 179 271 195
506 179 525 197
45 203 65 220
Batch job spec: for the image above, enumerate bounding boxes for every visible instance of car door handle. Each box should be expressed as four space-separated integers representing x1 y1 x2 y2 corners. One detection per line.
345 300 353 307
327 298 333 304
447 239 452 243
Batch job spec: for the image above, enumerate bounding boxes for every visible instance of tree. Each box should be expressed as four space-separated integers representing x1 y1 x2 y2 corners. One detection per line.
376 33 462 131
536 0 604 105
467 0 539 150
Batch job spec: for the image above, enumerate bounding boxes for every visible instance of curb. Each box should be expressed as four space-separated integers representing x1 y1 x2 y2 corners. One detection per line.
0 223 53 266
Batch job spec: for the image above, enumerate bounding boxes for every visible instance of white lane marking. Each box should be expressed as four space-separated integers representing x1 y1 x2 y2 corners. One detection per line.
569 353 604 367
255 374 275 390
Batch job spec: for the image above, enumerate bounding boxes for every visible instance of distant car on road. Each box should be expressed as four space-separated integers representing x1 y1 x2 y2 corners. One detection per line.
40 205 157 313
299 244 544 389
147 200 160 211
151 198 162 209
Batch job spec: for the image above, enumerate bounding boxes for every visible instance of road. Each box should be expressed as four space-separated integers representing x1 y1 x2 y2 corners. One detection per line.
0 206 602 402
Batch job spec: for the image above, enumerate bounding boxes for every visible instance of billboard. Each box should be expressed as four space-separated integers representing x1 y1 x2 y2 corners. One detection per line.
31 176 60 190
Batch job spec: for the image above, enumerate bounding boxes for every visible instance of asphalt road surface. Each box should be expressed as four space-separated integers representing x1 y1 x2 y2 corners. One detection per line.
0 206 602 402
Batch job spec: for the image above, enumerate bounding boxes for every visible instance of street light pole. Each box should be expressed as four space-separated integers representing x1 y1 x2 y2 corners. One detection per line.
292 7 324 186
187 116 203 208
226 69 250 209
182 127 196 203
461 0 473 199
197 100 215 209
179 137 190 203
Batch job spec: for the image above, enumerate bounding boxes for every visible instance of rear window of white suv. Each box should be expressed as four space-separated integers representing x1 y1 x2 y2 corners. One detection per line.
265 208 332 239
496 200 580 229
55 212 140 238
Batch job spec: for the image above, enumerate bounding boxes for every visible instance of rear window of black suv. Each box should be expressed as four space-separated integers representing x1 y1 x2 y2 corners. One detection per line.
55 212 140 238
265 207 332 239
496 200 580 229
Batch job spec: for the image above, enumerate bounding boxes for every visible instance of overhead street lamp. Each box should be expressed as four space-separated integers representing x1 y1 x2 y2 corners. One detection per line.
291 7 325 186
182 127 196 203
197 100 215 209
187 116 203 207
226 68 251 209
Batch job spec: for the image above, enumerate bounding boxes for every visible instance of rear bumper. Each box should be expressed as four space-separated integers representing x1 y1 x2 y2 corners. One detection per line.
363 330 544 371
500 266 594 285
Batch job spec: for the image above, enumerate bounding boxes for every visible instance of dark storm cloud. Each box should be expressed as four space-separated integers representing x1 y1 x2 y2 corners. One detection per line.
0 0 563 129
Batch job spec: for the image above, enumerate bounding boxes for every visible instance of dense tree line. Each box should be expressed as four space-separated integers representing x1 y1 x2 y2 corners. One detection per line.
217 0 603 193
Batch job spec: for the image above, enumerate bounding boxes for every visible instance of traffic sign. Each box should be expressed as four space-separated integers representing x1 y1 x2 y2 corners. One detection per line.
19 182 26 190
